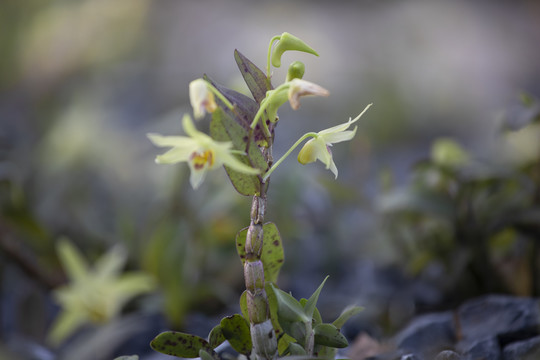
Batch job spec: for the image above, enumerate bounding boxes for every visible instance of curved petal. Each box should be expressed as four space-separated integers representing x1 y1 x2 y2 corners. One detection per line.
218 149 261 175
155 147 193 164
318 121 353 137
182 114 203 138
147 133 195 148
322 127 357 144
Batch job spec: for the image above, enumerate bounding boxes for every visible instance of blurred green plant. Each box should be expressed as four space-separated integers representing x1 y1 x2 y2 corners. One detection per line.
145 32 368 360
48 238 155 344
377 94 540 300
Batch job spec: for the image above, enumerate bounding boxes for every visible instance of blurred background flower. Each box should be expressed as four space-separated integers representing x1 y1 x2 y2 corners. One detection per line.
1 0 540 359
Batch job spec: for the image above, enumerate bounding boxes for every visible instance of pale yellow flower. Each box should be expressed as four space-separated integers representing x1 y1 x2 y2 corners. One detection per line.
189 79 217 119
148 114 260 189
298 104 372 178
49 239 155 344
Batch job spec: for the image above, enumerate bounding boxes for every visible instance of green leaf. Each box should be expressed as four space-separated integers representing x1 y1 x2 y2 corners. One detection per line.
208 324 226 349
332 305 364 329
304 276 328 320
236 222 284 283
299 298 322 325
199 349 217 360
220 314 252 355
313 323 348 348
239 290 249 322
287 342 307 356
206 76 270 146
280 319 307 344
210 108 264 196
234 49 272 104
150 331 210 358
270 284 309 323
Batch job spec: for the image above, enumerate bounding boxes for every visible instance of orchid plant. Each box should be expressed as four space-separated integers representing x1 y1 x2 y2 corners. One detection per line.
147 32 371 360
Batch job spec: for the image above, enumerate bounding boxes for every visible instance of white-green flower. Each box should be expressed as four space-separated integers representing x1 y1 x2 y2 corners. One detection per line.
189 79 217 119
148 114 260 189
297 103 372 178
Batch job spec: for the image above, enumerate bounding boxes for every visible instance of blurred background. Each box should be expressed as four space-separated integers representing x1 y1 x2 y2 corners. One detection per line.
1 0 540 359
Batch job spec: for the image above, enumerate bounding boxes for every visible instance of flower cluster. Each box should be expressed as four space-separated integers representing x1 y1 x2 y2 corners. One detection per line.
148 33 371 189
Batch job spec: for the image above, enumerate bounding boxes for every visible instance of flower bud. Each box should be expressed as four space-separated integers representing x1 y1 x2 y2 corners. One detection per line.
271 32 319 68
286 61 305 82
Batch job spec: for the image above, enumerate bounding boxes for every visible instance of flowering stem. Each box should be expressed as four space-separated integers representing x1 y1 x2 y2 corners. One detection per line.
266 35 281 79
262 132 317 182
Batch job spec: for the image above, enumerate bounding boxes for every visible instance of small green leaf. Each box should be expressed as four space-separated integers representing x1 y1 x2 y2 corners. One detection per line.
313 324 348 348
332 305 364 329
239 290 249 322
199 349 219 360
280 319 307 344
270 284 309 323
299 298 322 325
150 331 210 358
287 342 307 356
220 314 252 355
234 49 272 104
278 333 297 356
208 324 226 349
236 223 284 283
304 276 328 320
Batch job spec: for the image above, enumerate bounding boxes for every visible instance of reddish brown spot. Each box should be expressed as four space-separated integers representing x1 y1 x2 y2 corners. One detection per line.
273 240 279 246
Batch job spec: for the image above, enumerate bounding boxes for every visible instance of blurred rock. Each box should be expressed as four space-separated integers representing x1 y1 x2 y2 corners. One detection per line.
435 350 462 360
394 311 455 359
457 336 500 360
502 335 540 360
456 295 540 344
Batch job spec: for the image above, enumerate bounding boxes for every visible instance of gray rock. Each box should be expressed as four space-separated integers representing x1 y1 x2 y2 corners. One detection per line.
502 335 540 360
435 350 462 360
458 336 501 360
395 311 456 358
400 354 420 360
457 295 540 345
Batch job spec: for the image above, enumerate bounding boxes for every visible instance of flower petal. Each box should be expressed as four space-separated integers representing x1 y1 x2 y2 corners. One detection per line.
322 127 357 144
155 147 193 164
147 133 195 148
218 148 261 175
